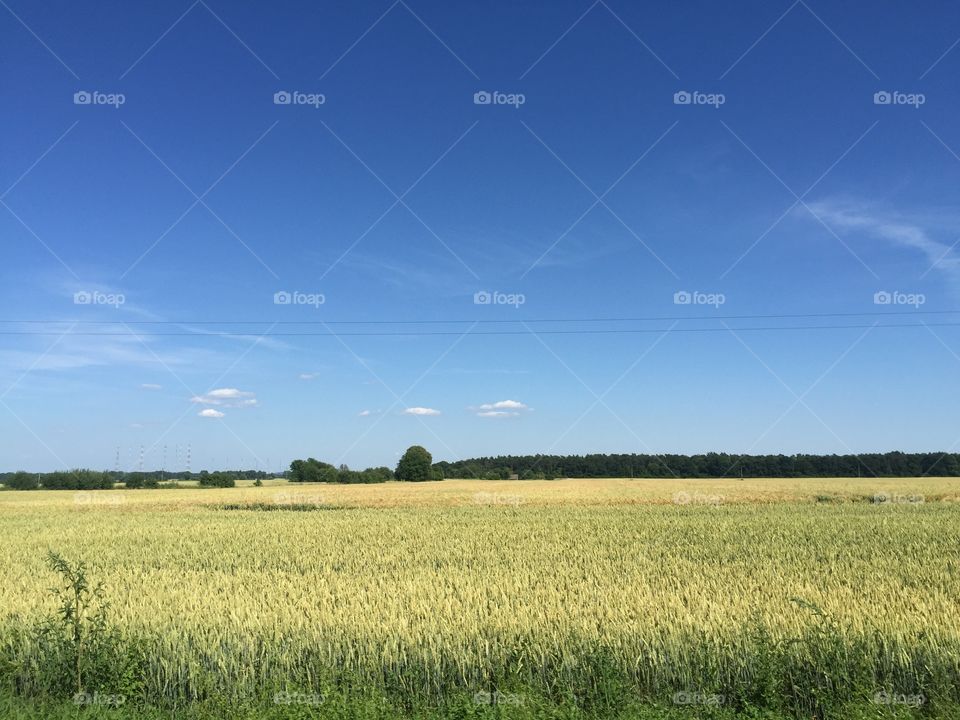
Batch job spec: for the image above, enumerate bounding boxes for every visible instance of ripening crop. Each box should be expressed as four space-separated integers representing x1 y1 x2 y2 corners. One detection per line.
0 478 957 716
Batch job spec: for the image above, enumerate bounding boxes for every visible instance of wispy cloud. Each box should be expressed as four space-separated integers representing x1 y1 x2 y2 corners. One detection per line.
805 199 960 280
140 383 162 390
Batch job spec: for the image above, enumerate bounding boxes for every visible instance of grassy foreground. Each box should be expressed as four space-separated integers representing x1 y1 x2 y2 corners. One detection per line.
0 478 958 718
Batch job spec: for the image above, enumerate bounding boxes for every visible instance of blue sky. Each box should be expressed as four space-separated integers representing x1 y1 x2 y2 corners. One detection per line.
3 0 960 472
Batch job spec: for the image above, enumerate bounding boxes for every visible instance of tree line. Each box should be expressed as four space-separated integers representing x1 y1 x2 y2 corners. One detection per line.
0 469 272 490
6 450 959 490
434 451 960 479
289 446 440 483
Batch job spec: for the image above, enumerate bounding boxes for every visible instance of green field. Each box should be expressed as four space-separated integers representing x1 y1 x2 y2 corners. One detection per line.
0 478 958 719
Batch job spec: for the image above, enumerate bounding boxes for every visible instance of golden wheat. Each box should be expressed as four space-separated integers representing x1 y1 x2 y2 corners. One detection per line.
0 478 957 705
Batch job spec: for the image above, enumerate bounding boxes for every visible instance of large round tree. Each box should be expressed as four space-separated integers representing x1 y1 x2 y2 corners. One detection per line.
395 445 433 481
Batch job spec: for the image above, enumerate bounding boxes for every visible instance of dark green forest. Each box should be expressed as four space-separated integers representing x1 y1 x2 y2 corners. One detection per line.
5 451 959 491
433 451 960 479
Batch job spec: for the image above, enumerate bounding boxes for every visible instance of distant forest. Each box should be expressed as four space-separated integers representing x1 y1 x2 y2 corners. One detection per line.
434 452 960 479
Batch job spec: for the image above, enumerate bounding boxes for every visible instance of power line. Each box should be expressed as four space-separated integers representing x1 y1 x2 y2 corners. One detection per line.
1 309 958 325
0 321 959 336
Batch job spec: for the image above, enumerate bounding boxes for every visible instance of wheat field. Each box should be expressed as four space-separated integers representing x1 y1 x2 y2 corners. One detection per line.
0 478 958 717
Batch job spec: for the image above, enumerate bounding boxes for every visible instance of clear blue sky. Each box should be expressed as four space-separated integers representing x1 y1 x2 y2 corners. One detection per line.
3 0 960 472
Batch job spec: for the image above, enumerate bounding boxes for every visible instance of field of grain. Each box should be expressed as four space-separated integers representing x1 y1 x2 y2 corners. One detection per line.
0 478 958 718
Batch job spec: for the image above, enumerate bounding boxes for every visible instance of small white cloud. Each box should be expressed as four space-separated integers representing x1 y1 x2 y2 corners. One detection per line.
403 407 440 416
474 400 531 417
206 388 248 399
358 410 371 416
479 399 528 411
299 373 316 380
191 388 257 407
140 383 162 390
130 422 144 429
198 409 224 418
